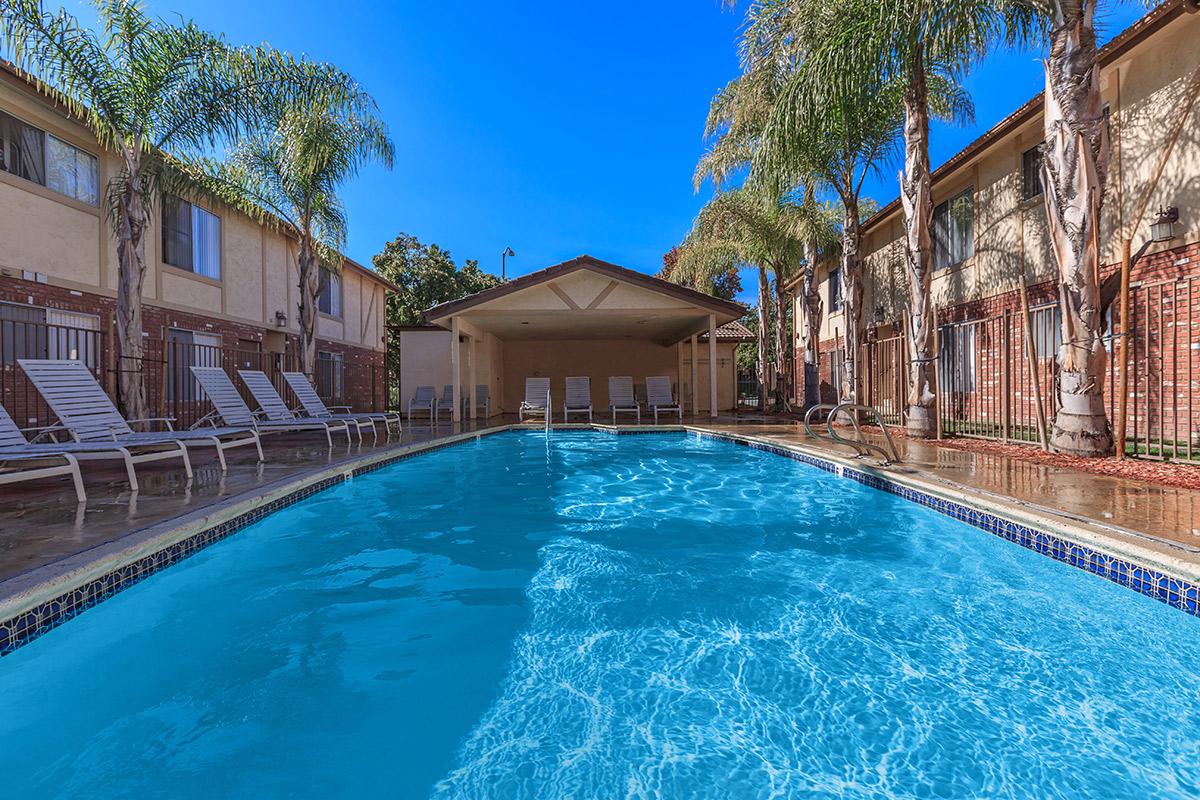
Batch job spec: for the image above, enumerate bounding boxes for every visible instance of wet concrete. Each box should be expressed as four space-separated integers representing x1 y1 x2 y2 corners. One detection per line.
0 415 1197 585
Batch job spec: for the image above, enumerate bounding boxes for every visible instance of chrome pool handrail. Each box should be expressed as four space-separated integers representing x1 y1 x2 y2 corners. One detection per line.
803 403 838 440
828 402 901 465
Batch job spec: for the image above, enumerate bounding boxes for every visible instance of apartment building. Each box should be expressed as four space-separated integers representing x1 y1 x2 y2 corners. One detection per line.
0 62 396 424
793 0 1200 456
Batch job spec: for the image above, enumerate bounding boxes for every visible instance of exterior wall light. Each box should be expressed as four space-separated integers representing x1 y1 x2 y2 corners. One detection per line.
1150 206 1179 243
274 310 288 327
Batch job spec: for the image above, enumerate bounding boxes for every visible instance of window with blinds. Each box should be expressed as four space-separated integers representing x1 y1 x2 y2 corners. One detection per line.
933 187 975 270
318 268 342 318
0 110 98 204
0 302 100 366
1021 145 1043 201
163 197 221 279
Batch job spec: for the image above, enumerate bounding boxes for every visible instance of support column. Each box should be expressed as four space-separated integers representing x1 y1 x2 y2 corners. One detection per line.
468 335 478 421
450 316 461 424
690 333 698 418
708 314 718 418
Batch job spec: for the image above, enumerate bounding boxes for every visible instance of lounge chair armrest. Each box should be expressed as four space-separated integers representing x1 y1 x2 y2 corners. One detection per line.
328 405 354 412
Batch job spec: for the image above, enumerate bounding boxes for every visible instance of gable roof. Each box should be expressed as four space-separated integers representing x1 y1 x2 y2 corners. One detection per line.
423 254 747 322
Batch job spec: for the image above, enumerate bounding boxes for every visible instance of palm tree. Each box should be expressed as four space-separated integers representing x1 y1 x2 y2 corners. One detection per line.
1 0 367 419
746 2 903 404
792 188 841 409
796 0 991 435
671 188 806 411
1024 1 1118 456
185 106 393 375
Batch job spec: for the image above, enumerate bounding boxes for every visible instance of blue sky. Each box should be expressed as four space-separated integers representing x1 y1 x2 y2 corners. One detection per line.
66 1 1147 302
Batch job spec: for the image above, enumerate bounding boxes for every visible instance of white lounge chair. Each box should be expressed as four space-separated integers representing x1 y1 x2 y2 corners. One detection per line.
607 376 641 424
237 370 358 444
191 367 349 447
0 403 86 502
19 359 263 488
408 386 437 421
563 376 592 422
646 376 682 423
282 372 402 439
519 377 551 422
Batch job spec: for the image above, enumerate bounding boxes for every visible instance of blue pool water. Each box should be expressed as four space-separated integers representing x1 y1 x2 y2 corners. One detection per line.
1 431 1198 798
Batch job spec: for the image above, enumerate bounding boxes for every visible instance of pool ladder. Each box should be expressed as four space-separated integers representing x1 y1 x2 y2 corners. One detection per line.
803 402 901 466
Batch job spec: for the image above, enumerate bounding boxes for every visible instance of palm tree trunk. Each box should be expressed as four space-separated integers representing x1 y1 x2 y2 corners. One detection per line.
756 265 770 412
800 238 822 410
1042 1 1113 457
114 157 150 421
297 240 321 377
840 198 862 403
901 48 937 438
772 267 790 411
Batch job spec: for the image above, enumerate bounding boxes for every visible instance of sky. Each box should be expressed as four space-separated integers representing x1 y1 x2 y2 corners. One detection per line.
60 1 1148 303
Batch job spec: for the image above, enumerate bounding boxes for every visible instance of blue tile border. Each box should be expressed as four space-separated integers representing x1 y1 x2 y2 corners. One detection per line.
691 430 1200 618
2 425 1195 658
0 431 491 657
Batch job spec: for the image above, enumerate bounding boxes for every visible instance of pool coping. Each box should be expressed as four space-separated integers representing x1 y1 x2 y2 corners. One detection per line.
2 423 1196 655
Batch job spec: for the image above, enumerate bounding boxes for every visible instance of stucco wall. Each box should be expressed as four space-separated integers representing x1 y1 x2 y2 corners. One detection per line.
0 71 389 352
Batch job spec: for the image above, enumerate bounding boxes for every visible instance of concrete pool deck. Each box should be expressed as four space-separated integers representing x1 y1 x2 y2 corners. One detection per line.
1 415 1198 634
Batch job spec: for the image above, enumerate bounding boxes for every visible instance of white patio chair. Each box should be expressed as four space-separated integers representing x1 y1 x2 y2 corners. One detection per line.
563 376 592 422
408 386 437 421
238 370 358 444
519 377 551 422
607 376 641 424
455 384 491 420
19 358 265 489
191 367 348 448
282 371 402 440
646 376 683 423
0 402 86 502
437 384 456 424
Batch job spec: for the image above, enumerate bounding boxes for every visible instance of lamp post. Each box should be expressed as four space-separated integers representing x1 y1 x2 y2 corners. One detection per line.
501 246 516 282
1116 205 1179 459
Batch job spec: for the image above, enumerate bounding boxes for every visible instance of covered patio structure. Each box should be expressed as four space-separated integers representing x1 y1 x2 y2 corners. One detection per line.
423 255 746 422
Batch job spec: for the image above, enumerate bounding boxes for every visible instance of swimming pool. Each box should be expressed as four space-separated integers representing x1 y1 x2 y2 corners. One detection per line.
1 430 1197 798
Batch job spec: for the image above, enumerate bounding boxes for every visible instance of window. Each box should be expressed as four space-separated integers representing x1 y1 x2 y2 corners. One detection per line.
162 197 221 279
166 328 222 402
318 268 342 317
828 346 845 401
937 323 976 396
0 110 98 205
933 187 974 270
317 350 344 400
1021 145 1043 201
0 302 99 366
828 267 843 313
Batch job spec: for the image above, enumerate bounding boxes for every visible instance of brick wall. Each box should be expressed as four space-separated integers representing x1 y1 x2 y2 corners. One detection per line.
0 276 387 426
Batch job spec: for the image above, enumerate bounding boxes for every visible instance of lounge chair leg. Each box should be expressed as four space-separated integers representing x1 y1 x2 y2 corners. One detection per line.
63 454 86 503
209 437 228 472
118 447 139 493
251 432 264 462
178 443 194 482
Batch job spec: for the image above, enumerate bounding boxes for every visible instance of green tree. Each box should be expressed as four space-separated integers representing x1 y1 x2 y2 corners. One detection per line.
185 105 393 375
372 233 500 326
1 0 365 417
670 188 807 411
659 246 742 301
739 0 905 406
